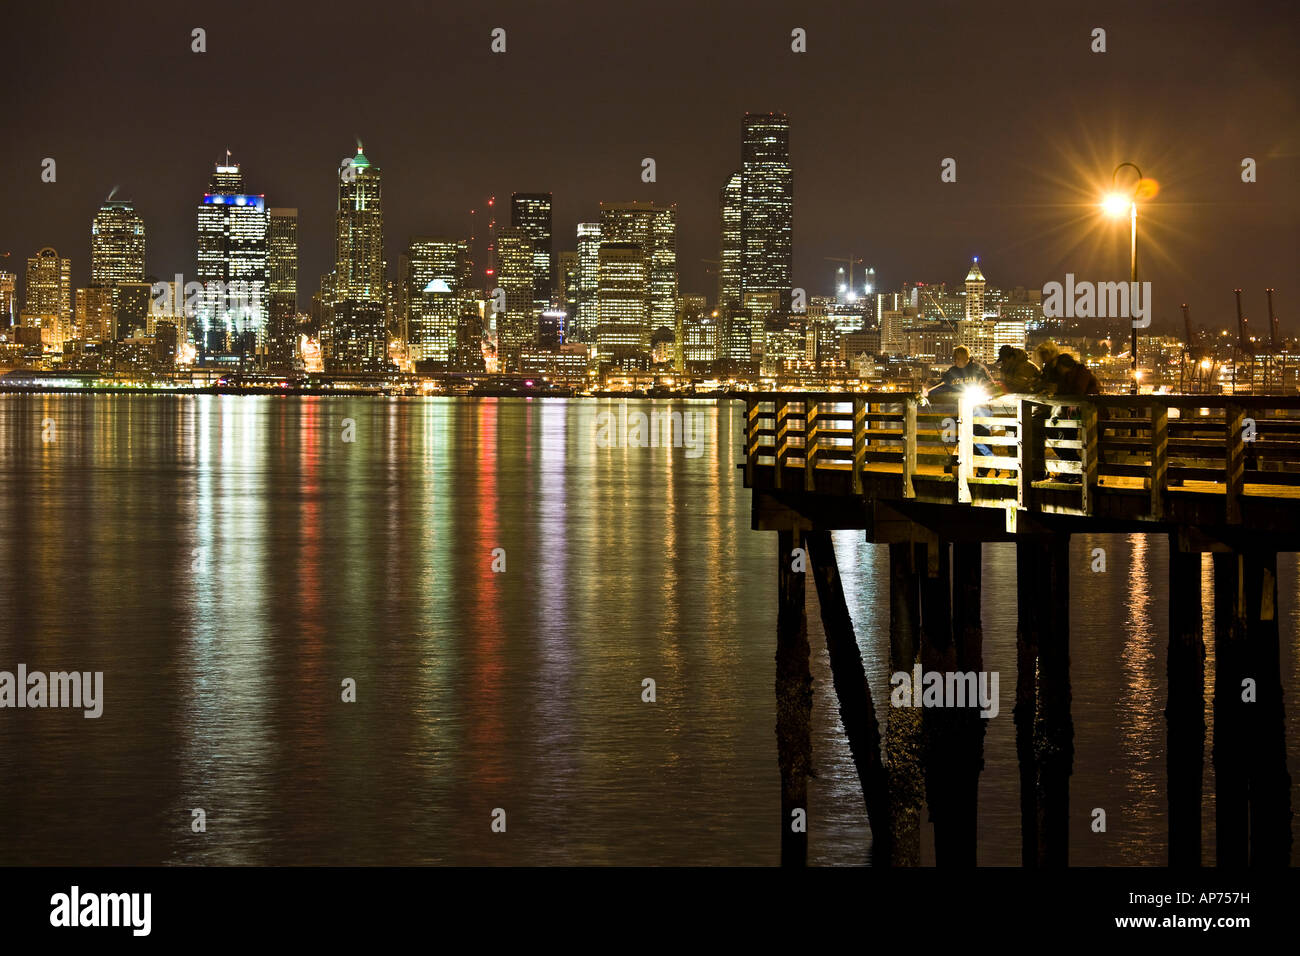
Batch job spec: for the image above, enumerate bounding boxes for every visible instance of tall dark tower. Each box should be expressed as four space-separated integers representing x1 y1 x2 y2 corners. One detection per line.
510 192 553 314
740 112 792 310
327 145 386 372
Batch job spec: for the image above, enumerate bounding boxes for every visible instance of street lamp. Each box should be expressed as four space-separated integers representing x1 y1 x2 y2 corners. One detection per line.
1101 162 1143 394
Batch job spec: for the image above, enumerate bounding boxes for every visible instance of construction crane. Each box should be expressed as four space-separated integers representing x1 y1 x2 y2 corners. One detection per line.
1267 287 1280 351
1234 289 1255 355
825 256 865 294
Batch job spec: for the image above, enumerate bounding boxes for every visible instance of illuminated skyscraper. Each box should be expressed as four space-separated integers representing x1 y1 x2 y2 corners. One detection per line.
90 200 146 315
964 257 986 320
596 241 647 366
598 201 677 345
266 208 298 370
716 171 742 308
22 247 72 347
575 222 601 342
494 226 535 369
327 146 387 372
510 192 552 314
195 157 268 355
0 271 16 329
556 250 579 321
740 112 792 309
401 237 471 365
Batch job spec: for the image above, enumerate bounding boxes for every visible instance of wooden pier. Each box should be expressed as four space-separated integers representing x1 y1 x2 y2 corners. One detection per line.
742 392 1300 866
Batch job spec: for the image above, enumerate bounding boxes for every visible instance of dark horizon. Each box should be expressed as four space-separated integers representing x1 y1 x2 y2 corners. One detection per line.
4 0 1297 332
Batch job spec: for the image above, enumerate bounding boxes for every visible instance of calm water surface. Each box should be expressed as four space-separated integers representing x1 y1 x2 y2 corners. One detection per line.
0 395 1295 865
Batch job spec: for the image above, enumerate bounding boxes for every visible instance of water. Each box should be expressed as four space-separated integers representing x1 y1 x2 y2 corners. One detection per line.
0 394 1295 865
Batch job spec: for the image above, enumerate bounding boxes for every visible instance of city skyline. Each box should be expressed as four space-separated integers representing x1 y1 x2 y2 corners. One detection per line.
3 0 1296 336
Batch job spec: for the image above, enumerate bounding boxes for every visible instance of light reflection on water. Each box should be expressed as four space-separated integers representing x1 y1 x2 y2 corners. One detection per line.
0 394 1295 865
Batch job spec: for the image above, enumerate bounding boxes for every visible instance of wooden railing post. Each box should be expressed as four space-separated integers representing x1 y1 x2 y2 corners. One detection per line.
903 396 917 499
745 398 756 487
852 397 866 494
957 391 974 503
775 397 788 490
1018 399 1044 511
1150 402 1168 519
1225 403 1245 523
805 395 818 491
1080 402 1099 515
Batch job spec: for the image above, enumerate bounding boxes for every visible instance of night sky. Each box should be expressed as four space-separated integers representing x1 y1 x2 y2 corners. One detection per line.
5 0 1297 333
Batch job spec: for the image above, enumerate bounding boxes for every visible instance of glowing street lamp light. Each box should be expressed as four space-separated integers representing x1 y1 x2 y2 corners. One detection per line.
1102 161 1143 394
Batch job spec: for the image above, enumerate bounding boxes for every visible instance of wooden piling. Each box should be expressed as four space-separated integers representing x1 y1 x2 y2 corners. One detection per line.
919 540 960 863
1165 537 1205 866
806 530 892 864
1033 533 1073 867
886 541 924 865
1212 551 1250 866
1243 550 1292 865
775 528 814 866
950 541 987 866
1014 538 1043 866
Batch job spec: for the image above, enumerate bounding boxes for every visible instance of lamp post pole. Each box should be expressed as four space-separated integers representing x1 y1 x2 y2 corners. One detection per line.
1112 162 1143 395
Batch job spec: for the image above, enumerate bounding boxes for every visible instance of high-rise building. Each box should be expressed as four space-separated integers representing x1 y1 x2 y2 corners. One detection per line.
75 287 115 341
90 200 146 331
596 241 647 367
598 201 677 348
740 113 792 309
196 157 268 355
675 294 707 372
964 258 986 320
510 193 553 314
327 146 386 372
22 247 72 347
494 226 535 369
556 250 580 322
716 171 742 309
266 208 298 371
402 238 471 366
575 223 601 342
0 272 16 329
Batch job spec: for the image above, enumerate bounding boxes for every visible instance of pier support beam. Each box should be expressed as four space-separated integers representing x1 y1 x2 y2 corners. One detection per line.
1032 533 1073 867
1214 548 1292 866
1166 537 1205 866
806 530 892 864
919 540 961 863
775 528 814 866
950 541 987 866
886 542 924 865
1014 538 1042 865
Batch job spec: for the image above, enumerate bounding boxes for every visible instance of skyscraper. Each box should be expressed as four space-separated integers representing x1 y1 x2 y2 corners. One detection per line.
740 113 792 309
964 257 986 320
510 193 552 314
401 238 471 366
494 226 536 369
575 222 601 343
266 208 298 371
196 157 268 356
327 146 386 372
598 201 677 351
596 241 647 367
22 247 72 347
0 271 16 329
90 200 146 328
716 171 742 309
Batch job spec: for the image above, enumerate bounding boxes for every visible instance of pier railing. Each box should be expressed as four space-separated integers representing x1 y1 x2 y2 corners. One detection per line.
744 392 1300 523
